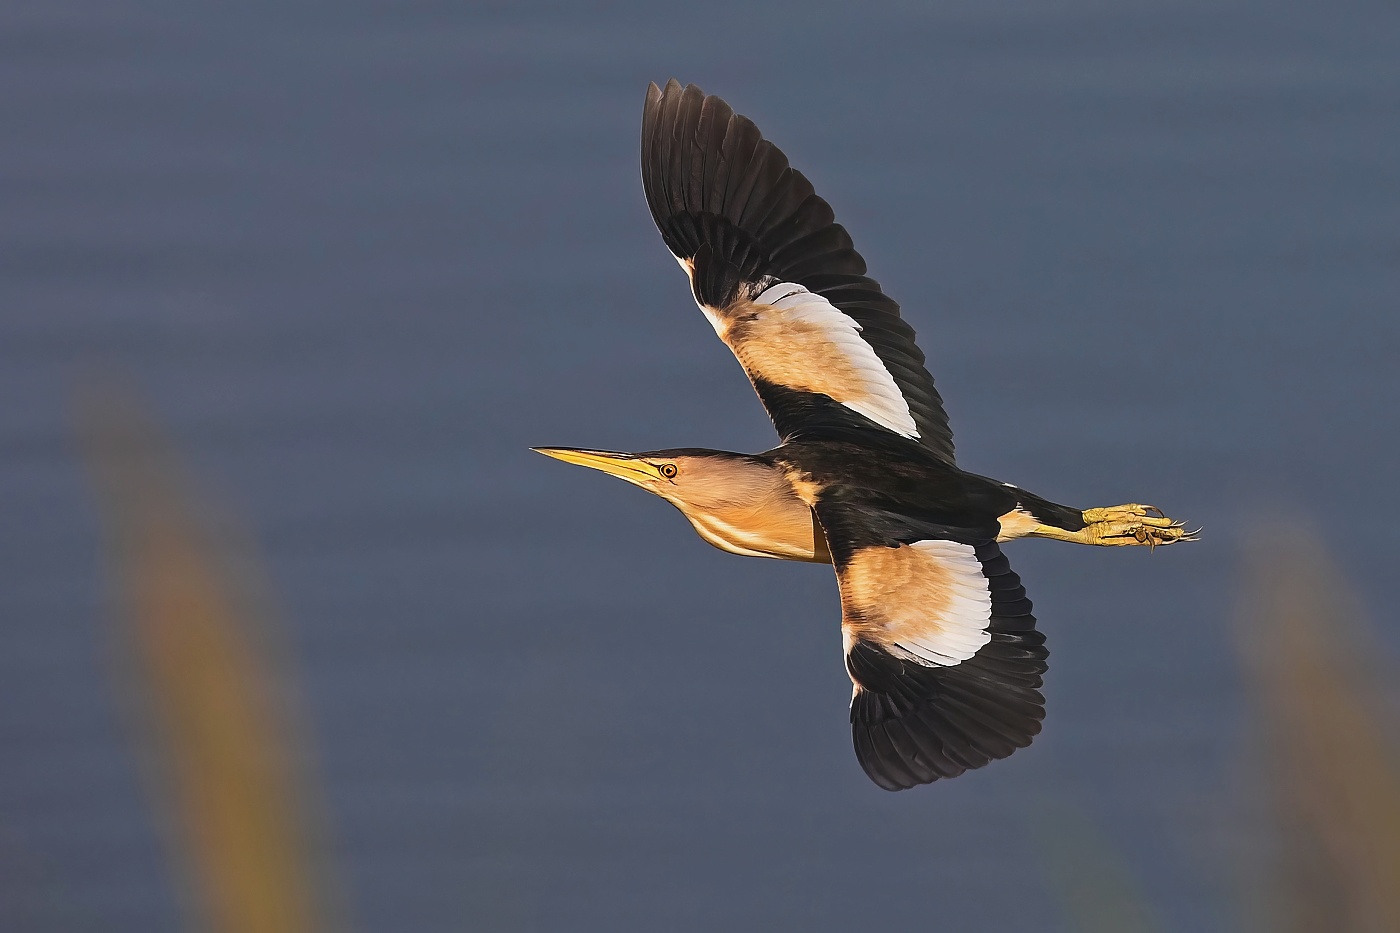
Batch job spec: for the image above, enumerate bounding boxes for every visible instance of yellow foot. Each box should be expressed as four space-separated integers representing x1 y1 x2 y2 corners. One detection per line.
1078 503 1198 548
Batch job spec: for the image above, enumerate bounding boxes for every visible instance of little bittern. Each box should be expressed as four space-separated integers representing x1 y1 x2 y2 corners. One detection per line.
536 81 1195 791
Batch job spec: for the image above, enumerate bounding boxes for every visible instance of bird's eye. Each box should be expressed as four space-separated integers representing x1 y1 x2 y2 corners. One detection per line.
659 463 678 479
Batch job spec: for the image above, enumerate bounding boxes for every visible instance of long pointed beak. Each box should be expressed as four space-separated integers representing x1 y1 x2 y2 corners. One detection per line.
531 447 656 484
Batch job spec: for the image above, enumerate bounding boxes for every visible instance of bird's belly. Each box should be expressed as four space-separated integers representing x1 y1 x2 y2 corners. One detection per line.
687 509 832 563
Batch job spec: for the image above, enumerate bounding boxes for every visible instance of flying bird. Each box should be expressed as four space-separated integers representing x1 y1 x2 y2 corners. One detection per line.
536 80 1195 791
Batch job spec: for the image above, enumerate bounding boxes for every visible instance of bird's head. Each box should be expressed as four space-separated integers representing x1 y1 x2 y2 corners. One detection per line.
531 446 826 562
531 446 769 511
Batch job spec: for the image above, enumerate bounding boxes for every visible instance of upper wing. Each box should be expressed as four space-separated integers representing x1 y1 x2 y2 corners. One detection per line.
814 499 1046 790
641 80 956 465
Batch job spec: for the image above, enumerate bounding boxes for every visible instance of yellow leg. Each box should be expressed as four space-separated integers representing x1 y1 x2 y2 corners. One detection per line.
1031 503 1198 549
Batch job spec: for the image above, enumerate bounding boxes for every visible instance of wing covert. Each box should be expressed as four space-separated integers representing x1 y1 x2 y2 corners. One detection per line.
642 80 955 464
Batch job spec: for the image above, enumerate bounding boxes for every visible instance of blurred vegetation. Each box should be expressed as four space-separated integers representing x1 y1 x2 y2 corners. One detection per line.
1036 803 1161 933
1236 528 1400 933
78 387 338 933
1041 526 1400 932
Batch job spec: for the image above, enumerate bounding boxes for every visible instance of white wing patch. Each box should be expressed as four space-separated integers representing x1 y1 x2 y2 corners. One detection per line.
840 540 992 666
679 270 920 438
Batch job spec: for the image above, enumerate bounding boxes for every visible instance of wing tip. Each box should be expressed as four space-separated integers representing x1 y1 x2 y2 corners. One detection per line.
851 696 1041 790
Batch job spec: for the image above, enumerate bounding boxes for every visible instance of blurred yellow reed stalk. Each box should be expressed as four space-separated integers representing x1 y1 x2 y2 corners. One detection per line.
1239 525 1400 933
77 386 333 933
1035 803 1161 933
